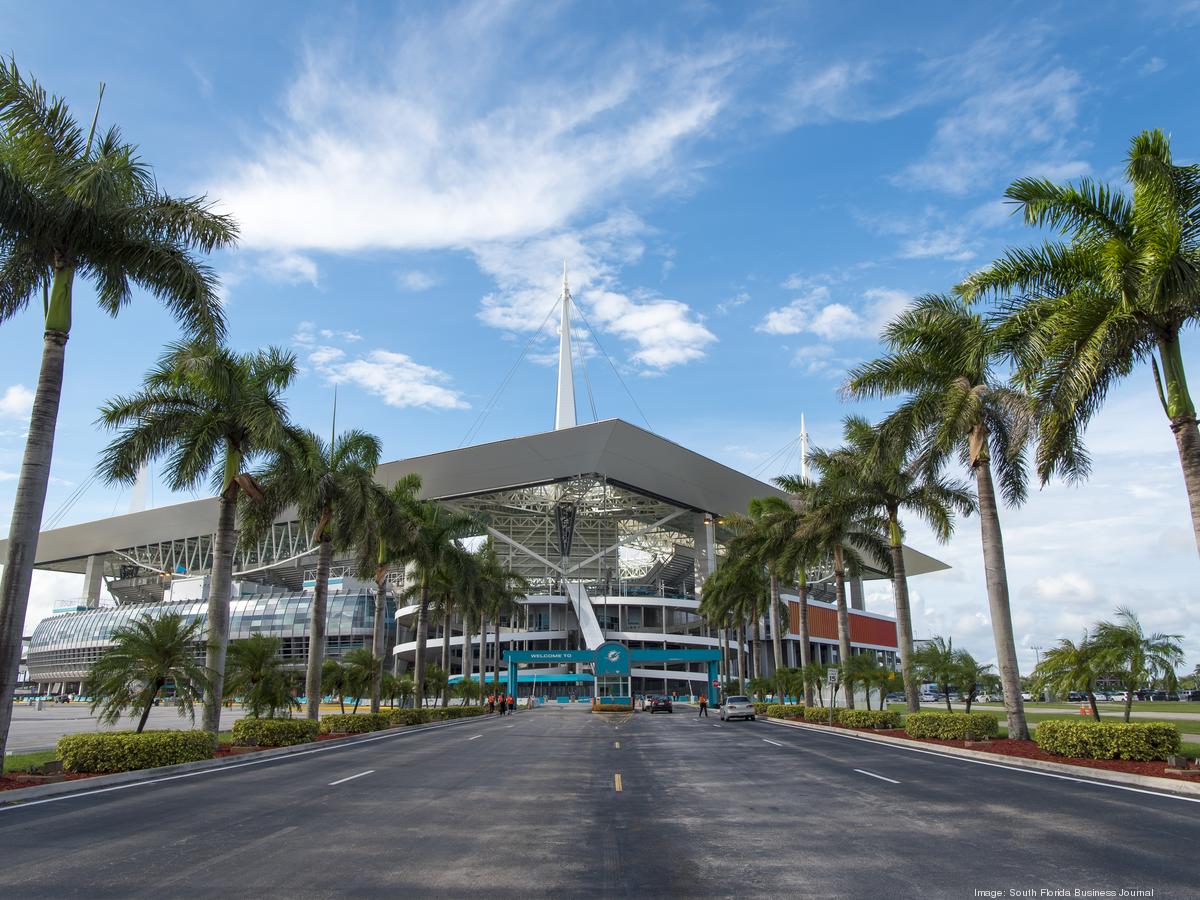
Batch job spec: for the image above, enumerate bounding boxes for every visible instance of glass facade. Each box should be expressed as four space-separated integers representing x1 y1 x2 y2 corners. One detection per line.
26 590 395 682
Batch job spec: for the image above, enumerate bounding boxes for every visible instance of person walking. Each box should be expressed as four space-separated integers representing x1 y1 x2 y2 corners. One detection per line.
488 693 495 714
698 694 709 718
507 694 515 714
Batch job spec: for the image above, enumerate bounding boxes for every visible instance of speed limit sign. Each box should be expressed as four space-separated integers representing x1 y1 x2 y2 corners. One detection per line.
827 668 839 686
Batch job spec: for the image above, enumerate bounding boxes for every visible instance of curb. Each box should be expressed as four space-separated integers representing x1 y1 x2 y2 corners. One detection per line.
0 714 493 808
764 716 1200 798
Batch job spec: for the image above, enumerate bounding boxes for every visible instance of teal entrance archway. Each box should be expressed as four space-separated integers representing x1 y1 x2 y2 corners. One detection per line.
504 644 721 706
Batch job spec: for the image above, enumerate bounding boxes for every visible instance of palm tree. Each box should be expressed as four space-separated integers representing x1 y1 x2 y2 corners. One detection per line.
846 293 1043 740
244 428 381 720
801 661 828 707
776 473 887 710
482 557 531 694
97 341 296 735
959 130 1200 555
84 612 211 733
224 634 297 719
355 474 422 712
423 664 449 705
1032 634 1102 721
843 652 884 710
341 648 380 714
953 650 996 714
1093 606 1184 722
808 416 975 713
912 636 959 713
405 501 479 708
0 62 236 759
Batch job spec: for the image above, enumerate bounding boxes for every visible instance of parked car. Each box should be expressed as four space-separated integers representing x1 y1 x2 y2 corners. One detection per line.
885 692 906 703
720 695 756 721
975 693 1001 703
1181 690 1200 702
1020 691 1033 702
647 696 673 714
1066 691 1087 703
53 694 71 703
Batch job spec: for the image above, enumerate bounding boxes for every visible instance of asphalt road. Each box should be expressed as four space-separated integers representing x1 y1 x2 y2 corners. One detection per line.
1 705 1197 899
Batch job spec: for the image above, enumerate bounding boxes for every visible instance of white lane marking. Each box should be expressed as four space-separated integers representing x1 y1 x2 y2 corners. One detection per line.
467 734 483 741
762 739 784 747
504 725 514 728
712 724 722 728
614 741 620 749
329 769 375 786
854 768 900 784
763 719 1200 805
0 717 488 813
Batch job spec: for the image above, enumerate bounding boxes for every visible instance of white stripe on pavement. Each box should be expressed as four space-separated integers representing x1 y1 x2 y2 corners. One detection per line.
762 739 784 747
328 770 375 786
854 768 900 784
467 735 482 741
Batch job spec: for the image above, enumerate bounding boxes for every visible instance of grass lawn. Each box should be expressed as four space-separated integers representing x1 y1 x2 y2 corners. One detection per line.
888 702 1200 718
2 749 56 774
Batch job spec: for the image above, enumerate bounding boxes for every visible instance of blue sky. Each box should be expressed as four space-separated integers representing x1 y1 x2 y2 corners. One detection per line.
3 1 1198 671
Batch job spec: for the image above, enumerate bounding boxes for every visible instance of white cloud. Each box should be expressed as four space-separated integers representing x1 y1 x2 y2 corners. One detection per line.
396 270 439 292
0 470 16 481
588 290 716 370
899 230 976 262
757 286 910 341
716 291 749 315
317 349 468 410
308 346 345 366
0 384 34 420
1141 56 1167 75
262 252 319 286
792 344 840 377
320 328 362 342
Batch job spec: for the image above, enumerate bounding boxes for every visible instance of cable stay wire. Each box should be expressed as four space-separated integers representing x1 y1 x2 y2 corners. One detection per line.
458 293 562 448
750 434 801 481
570 301 654 433
44 470 102 531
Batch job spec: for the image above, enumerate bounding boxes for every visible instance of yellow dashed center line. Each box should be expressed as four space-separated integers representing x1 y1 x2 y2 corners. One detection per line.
614 773 623 792
614 741 620 749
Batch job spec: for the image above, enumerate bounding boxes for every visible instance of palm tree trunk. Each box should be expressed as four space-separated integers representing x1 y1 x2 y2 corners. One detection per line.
440 606 451 708
768 572 784 674
888 518 920 714
720 626 729 685
304 537 334 720
202 486 238 734
749 619 759 681
797 579 814 706
736 622 746 687
369 570 386 714
136 681 164 734
974 459 1029 740
479 617 489 693
1087 691 1100 722
1157 334 1200 557
0 329 68 760
462 611 475 696
1124 690 1133 723
832 544 854 709
413 581 431 707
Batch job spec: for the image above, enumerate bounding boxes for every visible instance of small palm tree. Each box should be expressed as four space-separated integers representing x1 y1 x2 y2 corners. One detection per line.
843 652 885 710
0 62 236 759
808 416 974 712
84 613 211 733
341 648 380 714
380 671 400 709
355 474 422 712
243 428 382 720
97 341 296 736
846 294 1043 740
1093 606 1184 722
322 658 347 714
960 130 1200 556
224 634 297 719
912 636 959 713
953 650 996 714
423 664 449 706
1032 634 1102 721
801 661 828 707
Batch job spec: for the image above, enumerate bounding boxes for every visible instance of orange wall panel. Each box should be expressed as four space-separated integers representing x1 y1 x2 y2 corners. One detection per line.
788 601 897 648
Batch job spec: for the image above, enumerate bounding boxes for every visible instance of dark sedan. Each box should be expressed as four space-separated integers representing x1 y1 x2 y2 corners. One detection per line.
648 696 673 714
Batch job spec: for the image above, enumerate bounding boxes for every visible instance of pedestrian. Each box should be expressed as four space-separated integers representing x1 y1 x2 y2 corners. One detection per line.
507 694 515 713
488 693 495 714
698 694 709 718
498 693 506 715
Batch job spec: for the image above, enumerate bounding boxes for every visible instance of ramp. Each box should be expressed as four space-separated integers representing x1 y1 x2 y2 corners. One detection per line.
565 581 605 650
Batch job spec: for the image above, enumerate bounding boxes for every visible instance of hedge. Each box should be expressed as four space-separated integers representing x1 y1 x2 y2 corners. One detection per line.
232 717 320 747
752 702 771 714
387 706 489 727
57 730 216 774
593 704 633 712
837 709 901 729
1035 720 1181 761
904 711 999 740
441 706 488 720
320 712 391 734
765 704 806 718
802 707 834 723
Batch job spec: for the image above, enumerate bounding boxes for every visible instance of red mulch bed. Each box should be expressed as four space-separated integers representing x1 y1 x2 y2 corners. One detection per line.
780 718 1200 782
0 772 98 792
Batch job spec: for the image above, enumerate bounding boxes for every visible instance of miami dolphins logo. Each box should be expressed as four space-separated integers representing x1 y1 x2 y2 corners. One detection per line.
606 648 621 662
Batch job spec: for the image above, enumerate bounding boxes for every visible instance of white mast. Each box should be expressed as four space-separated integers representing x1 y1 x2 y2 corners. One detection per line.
129 463 148 513
554 259 577 430
799 413 809 483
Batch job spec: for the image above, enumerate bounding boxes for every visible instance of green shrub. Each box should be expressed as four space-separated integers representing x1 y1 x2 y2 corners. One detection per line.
765 704 806 718
752 702 771 714
320 712 391 734
802 706 834 723
232 717 319 747
836 709 901 729
905 711 999 740
1035 720 1181 761
440 706 488 719
57 730 216 774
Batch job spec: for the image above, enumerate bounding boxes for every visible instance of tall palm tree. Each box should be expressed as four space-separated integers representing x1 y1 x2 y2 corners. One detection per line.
416 543 474 707
482 557 531 694
84 612 211 734
224 634 297 719
1032 633 1102 721
406 501 479 708
846 293 1045 740
355 474 422 712
97 341 296 735
808 415 975 712
0 62 235 759
243 428 381 720
1093 606 1184 722
775 473 887 709
960 130 1200 555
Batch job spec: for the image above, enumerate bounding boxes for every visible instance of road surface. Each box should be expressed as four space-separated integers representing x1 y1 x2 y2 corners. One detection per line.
1 704 1196 898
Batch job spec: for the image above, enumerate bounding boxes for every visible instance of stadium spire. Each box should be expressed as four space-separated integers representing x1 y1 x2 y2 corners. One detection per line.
555 259 577 430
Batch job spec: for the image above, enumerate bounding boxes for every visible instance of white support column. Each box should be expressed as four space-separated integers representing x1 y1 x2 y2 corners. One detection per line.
554 260 577 431
83 555 104 609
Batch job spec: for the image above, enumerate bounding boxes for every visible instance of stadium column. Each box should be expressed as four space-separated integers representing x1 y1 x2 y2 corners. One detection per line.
83 555 103 609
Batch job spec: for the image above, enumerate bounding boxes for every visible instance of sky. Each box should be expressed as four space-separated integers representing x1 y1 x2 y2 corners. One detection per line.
2 0 1198 674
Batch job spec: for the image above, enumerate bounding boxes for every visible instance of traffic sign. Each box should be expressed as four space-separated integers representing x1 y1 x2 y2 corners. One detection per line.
712 680 719 687
827 668 839 686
